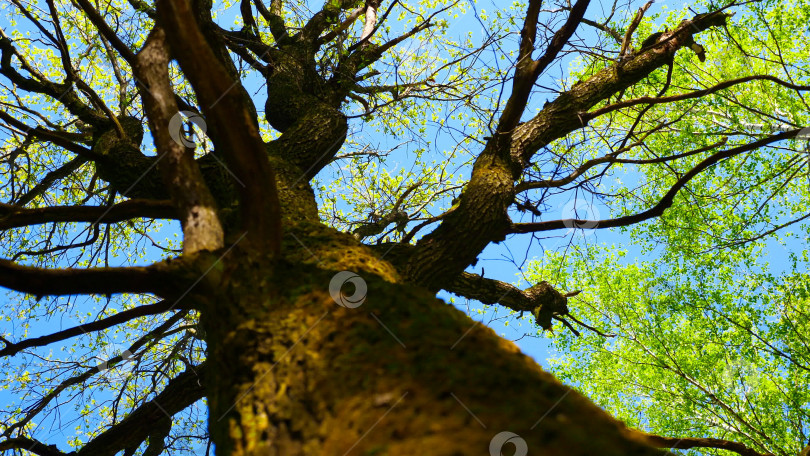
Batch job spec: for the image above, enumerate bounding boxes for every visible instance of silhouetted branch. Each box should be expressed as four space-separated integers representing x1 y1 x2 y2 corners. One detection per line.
511 131 796 234
0 199 177 230
627 428 774 456
0 300 176 357
0 258 179 297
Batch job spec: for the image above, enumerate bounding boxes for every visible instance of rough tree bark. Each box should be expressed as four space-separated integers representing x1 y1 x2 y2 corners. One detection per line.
0 0 772 455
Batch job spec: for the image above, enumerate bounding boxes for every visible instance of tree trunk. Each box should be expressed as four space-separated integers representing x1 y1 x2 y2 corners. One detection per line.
198 235 660 456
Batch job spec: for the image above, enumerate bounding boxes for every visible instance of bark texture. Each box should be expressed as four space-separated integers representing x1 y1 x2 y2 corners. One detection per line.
199 254 662 456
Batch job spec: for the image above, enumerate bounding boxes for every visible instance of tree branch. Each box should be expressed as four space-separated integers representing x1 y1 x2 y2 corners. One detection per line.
511 10 733 166
0 111 101 161
510 131 795 234
400 0 589 290
134 26 225 254
360 1 380 41
351 7 442 70
0 33 104 124
13 155 89 207
1 311 188 438
446 272 570 330
253 0 290 44
498 0 590 133
581 18 622 44
0 300 176 357
0 199 177 230
158 0 282 255
318 6 365 44
300 0 363 44
514 137 727 192
72 0 137 64
627 428 774 456
0 437 72 456
76 364 206 456
0 258 180 297
619 1 653 58
585 75 810 121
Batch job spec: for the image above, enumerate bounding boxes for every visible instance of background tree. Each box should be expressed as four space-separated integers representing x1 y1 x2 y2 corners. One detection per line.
522 3 810 454
0 0 807 455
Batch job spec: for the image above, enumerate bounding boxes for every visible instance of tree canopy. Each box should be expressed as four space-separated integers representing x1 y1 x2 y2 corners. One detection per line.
0 0 808 454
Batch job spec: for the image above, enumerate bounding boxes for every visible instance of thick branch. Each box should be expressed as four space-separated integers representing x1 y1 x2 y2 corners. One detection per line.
627 428 774 456
0 437 72 456
360 1 379 41
158 0 282 254
401 0 589 290
447 272 569 330
402 10 735 291
0 258 180 297
511 10 733 166
498 0 590 132
134 26 224 254
253 0 290 43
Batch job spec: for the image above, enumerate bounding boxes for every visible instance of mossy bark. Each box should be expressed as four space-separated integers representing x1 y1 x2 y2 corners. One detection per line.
194 245 660 456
